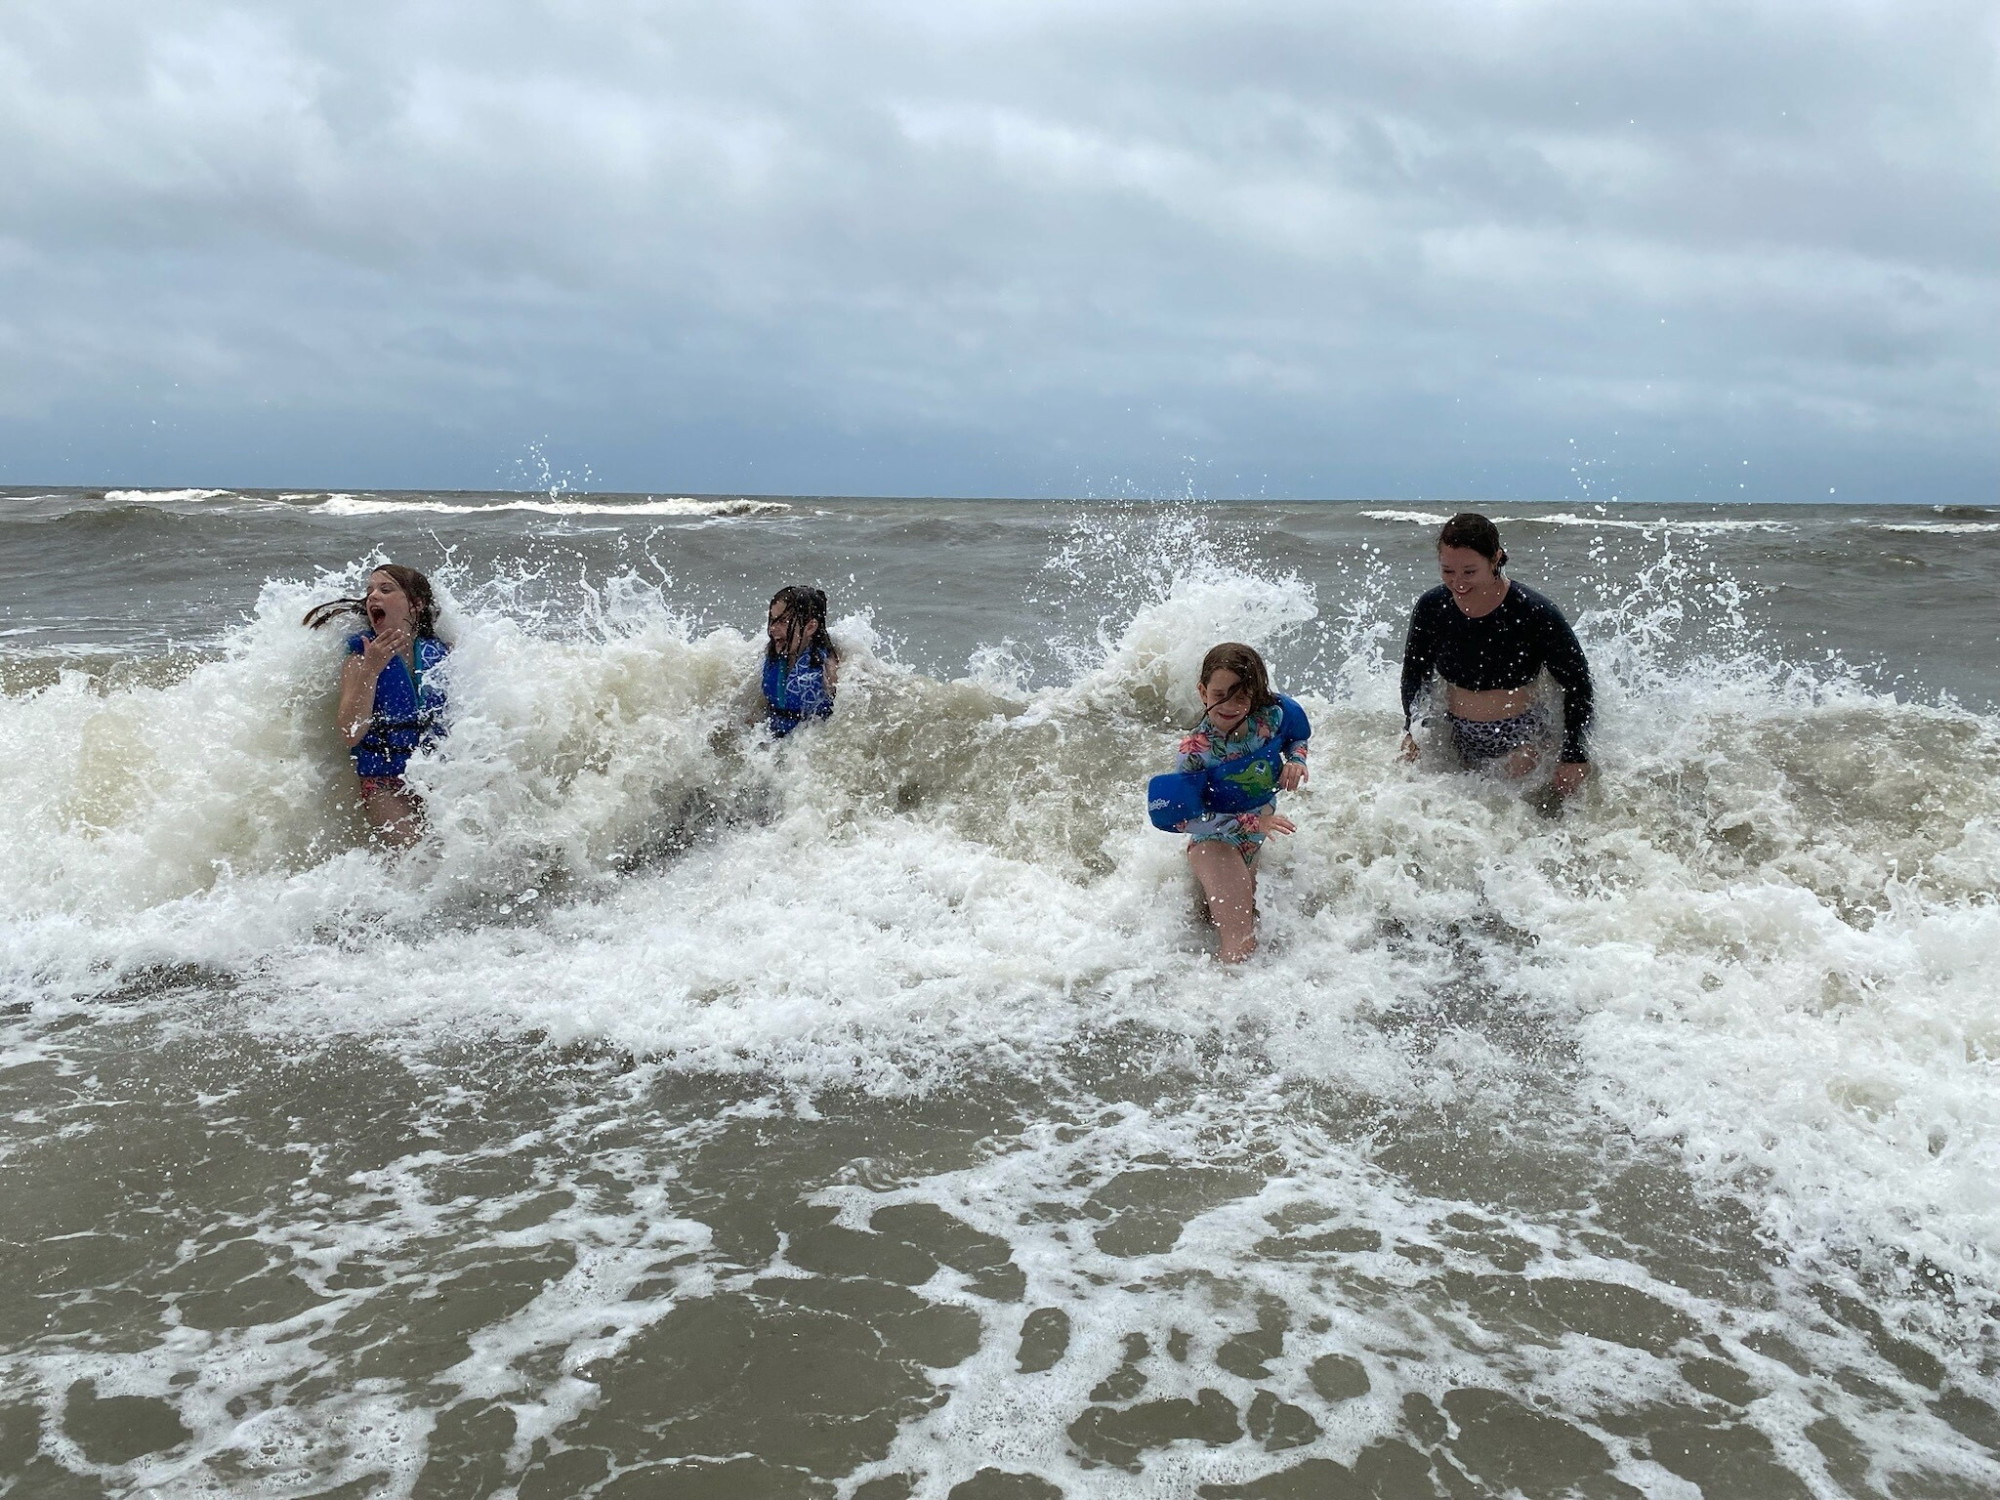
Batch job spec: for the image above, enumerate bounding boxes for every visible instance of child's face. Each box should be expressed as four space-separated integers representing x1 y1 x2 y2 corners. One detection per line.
1199 668 1252 732
767 603 817 653
366 572 415 635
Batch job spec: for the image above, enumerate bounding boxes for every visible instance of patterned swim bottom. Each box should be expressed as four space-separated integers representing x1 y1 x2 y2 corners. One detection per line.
1448 711 1542 763
1187 804 1274 865
357 775 406 798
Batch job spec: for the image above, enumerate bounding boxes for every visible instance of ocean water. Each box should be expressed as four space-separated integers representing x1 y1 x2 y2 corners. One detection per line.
3 488 1999 1499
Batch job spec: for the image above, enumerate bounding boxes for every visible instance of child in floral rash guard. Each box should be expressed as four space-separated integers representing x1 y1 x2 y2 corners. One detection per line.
1176 703 1308 864
1167 642 1310 963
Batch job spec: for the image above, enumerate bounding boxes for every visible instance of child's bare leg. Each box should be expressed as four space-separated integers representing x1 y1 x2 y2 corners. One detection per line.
1502 743 1541 779
1188 841 1259 962
361 783 425 848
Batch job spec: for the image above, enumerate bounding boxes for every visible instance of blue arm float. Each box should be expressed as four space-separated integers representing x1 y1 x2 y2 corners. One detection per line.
1147 772 1208 831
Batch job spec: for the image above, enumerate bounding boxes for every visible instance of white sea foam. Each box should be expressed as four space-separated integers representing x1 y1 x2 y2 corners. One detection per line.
2 566 1994 1230
1876 522 2000 535
312 494 788 518
1356 509 1451 524
1519 511 1794 534
1354 508 1791 536
104 488 235 503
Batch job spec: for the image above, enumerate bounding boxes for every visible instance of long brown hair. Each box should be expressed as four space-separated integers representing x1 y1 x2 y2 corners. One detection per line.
765 584 839 665
303 564 441 637
1197 642 1277 722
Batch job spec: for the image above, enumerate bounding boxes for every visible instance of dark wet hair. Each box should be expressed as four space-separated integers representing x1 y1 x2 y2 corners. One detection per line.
766 585 840 664
302 564 441 637
1438 513 1507 568
1197 642 1277 718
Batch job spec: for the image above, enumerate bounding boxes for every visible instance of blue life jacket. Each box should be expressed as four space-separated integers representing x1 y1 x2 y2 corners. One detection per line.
762 648 834 737
1146 694 1311 830
347 633 450 777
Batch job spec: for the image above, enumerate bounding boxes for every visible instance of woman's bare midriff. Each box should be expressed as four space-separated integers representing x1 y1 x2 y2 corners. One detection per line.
1444 681 1538 721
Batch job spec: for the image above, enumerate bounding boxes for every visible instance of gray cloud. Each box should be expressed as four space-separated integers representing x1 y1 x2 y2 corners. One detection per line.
0 0 1992 498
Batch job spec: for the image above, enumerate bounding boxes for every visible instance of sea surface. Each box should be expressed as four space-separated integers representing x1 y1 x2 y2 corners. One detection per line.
3 488 1999 1499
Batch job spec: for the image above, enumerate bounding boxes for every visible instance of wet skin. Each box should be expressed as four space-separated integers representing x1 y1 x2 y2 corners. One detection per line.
1401 548 1591 797
337 569 427 847
1186 668 1302 963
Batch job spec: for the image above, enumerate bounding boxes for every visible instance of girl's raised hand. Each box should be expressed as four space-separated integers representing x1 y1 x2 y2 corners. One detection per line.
361 625 410 674
1278 763 1307 792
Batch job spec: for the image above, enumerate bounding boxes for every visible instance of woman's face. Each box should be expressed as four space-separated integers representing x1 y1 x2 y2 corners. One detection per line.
1438 545 1502 599
1199 668 1253 733
366 572 415 635
767 601 817 653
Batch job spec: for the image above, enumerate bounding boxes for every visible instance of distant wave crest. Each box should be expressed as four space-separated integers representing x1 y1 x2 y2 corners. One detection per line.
1519 511 1792 534
1357 508 1451 524
313 494 789 518
1358 507 1790 535
1876 522 2000 535
105 488 235 504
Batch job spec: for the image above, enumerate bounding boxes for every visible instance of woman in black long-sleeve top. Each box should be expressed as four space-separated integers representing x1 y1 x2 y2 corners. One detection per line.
1398 513 1594 798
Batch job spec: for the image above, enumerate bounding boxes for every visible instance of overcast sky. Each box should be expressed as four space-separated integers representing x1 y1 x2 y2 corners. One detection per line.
1 0 1993 500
